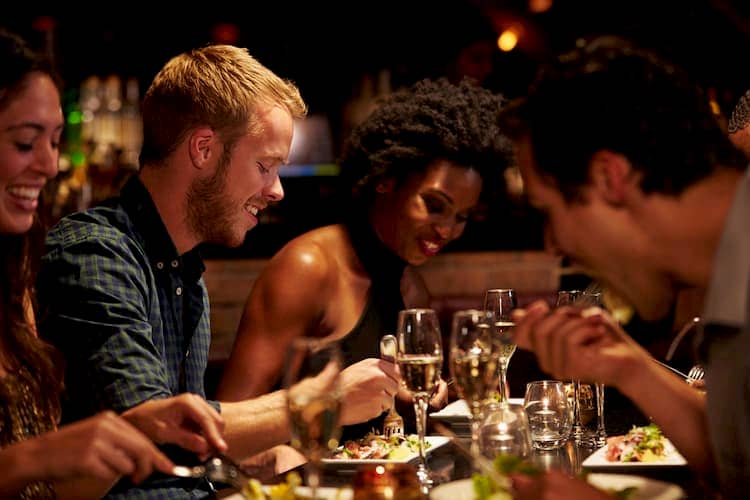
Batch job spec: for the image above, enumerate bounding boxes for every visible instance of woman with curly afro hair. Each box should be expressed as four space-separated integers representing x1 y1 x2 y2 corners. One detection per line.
217 78 513 439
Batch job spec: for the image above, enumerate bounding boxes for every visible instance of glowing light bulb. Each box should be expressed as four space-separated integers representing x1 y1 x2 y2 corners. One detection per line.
497 30 519 52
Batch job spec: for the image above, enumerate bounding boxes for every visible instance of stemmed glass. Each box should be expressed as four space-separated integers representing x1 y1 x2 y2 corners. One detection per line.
449 309 497 455
581 290 606 447
395 308 443 490
556 289 606 447
283 338 343 500
483 289 518 404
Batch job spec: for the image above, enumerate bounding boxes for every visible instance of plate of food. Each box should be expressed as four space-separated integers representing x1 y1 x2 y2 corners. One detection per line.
429 398 525 423
321 433 450 468
231 472 354 500
233 485 352 500
429 473 684 500
582 423 687 469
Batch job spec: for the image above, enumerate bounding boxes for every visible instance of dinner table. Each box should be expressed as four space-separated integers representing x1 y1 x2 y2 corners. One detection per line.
217 388 715 499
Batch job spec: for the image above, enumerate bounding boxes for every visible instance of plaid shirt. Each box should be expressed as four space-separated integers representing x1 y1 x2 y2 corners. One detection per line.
37 176 219 499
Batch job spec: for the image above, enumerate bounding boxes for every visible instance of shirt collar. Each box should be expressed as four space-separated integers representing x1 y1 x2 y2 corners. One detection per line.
702 168 750 328
119 176 205 279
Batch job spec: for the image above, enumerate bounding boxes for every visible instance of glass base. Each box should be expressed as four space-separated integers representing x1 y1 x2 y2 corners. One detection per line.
416 464 434 495
573 429 606 448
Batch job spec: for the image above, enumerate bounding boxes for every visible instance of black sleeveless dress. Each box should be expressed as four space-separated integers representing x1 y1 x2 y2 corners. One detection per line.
337 219 407 441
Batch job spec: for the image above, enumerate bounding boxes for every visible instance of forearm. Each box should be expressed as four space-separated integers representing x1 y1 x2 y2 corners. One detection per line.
220 390 291 460
0 439 42 497
617 359 712 474
0 437 115 499
54 478 115 500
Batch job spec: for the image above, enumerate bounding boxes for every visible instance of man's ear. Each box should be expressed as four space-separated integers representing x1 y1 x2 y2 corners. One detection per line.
589 149 634 206
188 127 215 168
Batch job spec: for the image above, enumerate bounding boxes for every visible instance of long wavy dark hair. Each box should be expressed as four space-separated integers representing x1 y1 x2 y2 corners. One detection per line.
0 28 63 424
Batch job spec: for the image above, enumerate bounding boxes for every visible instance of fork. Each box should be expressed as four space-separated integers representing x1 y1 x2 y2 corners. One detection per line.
686 364 705 385
171 454 249 489
380 334 404 438
653 359 705 386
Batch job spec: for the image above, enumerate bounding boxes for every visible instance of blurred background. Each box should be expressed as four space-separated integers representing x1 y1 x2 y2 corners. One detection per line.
6 0 750 257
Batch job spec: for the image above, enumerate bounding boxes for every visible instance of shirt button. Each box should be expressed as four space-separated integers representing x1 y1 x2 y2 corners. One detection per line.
171 260 179 268
156 262 164 269
176 287 183 296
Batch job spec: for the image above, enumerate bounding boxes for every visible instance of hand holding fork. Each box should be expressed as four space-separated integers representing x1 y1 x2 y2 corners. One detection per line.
380 335 404 438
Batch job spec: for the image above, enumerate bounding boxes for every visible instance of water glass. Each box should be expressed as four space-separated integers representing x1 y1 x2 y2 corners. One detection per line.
523 380 571 450
479 402 532 459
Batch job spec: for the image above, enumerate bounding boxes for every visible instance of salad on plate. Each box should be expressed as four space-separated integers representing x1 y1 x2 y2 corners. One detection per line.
330 432 427 460
605 423 668 463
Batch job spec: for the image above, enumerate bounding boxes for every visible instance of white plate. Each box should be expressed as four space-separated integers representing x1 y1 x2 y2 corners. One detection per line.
429 398 525 423
428 478 477 500
429 474 685 500
322 436 451 467
582 438 687 468
222 485 353 500
586 473 685 500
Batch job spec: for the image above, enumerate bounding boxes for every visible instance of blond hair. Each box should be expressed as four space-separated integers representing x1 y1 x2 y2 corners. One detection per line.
140 43 307 165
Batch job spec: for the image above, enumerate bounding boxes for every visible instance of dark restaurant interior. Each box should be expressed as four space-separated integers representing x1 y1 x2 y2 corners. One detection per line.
7 0 750 256
3 3 748 495
6 0 749 404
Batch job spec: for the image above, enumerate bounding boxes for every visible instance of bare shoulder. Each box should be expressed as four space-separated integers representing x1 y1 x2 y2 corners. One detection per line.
262 225 348 287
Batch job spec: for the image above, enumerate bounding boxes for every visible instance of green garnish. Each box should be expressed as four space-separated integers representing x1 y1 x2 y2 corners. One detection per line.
611 486 638 499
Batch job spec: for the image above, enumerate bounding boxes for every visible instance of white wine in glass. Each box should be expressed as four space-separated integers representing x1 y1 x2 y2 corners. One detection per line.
483 288 518 403
283 338 343 499
395 308 443 491
449 309 497 455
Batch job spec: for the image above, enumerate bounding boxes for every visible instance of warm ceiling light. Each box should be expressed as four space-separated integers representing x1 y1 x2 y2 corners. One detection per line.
529 0 553 13
497 30 519 52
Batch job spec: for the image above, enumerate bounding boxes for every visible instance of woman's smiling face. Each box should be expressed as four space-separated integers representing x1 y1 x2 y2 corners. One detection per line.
0 72 63 235
372 159 483 265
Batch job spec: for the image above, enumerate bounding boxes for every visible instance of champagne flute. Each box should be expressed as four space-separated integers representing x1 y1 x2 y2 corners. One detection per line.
283 338 343 499
395 308 443 490
556 289 606 447
556 289 585 443
584 288 611 448
449 309 497 455
483 288 518 404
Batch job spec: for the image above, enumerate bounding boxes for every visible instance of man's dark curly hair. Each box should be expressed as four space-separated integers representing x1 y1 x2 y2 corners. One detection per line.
338 78 512 211
501 35 746 203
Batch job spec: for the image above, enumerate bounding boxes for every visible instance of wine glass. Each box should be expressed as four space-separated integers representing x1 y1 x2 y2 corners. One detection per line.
479 402 532 460
556 289 606 447
395 308 443 491
449 308 497 455
283 338 343 499
579 290 606 447
483 288 518 404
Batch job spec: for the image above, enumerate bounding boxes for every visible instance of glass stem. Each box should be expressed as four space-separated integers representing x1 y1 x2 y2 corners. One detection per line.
595 382 606 446
470 416 481 457
498 361 509 403
572 379 584 442
305 462 320 500
414 395 428 466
